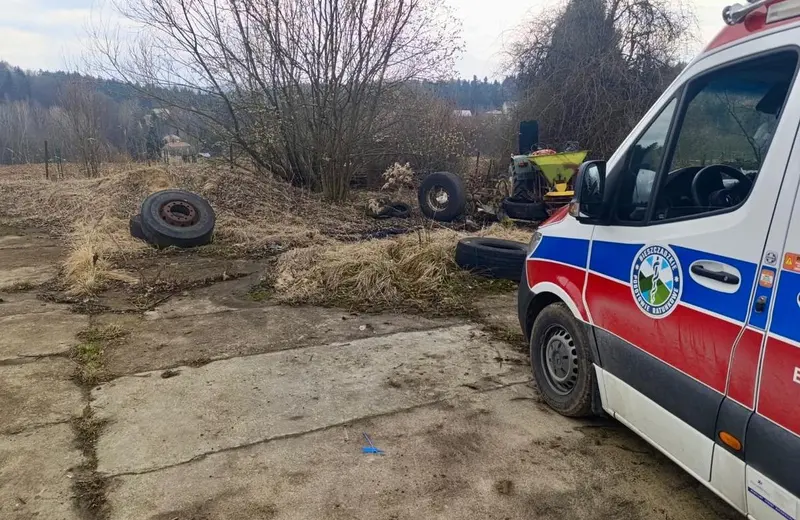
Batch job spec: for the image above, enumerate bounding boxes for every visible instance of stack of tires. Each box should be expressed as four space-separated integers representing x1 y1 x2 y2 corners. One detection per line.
130 189 216 249
417 171 549 224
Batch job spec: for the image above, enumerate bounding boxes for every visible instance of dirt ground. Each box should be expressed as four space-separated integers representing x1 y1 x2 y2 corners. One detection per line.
0 225 741 520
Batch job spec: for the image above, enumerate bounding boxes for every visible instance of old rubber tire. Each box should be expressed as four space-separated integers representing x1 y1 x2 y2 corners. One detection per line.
530 303 594 417
454 237 527 282
129 214 147 241
387 202 411 219
418 172 466 222
139 189 215 248
502 198 549 221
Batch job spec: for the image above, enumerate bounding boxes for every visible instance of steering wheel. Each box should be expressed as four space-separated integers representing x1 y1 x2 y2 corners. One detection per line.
691 164 753 208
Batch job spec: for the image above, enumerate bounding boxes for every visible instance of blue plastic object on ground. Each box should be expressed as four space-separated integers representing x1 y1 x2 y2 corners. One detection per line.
362 432 384 454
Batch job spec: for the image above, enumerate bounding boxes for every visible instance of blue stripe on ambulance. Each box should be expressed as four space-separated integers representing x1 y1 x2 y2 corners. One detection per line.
587 241 756 324
671 245 755 324
529 236 590 269
769 269 800 342
748 266 776 331
588 240 643 282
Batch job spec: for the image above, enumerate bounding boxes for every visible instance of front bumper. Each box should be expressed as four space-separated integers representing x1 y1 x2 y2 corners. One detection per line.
517 260 534 342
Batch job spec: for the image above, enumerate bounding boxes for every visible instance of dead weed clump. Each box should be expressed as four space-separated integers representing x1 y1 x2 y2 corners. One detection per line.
0 165 180 232
63 219 141 296
276 225 532 313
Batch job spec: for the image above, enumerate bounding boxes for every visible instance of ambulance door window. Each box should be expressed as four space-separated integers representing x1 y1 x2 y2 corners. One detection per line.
615 99 677 223
651 51 797 222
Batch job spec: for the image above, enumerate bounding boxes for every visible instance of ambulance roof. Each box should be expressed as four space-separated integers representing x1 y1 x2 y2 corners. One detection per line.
707 0 800 52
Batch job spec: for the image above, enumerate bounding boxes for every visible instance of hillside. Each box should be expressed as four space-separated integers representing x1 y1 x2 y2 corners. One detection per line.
0 62 514 112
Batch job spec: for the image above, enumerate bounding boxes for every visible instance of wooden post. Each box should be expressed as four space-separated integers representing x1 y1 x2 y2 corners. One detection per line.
44 140 49 180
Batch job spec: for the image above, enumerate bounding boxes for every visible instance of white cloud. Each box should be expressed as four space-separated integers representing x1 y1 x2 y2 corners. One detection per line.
454 0 729 78
0 0 739 77
5 7 92 28
0 28 52 69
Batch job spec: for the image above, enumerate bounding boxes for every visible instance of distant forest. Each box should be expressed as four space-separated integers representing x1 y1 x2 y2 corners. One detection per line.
0 63 514 111
0 62 515 167
0 62 179 110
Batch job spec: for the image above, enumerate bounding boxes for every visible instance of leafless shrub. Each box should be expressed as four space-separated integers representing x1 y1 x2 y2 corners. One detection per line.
58 81 110 177
368 86 473 178
509 0 694 158
95 0 462 201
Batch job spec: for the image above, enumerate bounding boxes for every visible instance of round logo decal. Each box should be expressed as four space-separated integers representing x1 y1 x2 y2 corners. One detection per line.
631 245 682 318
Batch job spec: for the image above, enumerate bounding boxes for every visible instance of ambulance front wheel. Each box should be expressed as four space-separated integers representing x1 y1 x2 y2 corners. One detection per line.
529 302 594 417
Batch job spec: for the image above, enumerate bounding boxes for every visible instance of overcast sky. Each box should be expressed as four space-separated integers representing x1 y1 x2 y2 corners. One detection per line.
1 0 724 78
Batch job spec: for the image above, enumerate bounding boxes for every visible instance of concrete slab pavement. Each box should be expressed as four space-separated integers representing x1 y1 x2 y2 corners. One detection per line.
0 311 89 360
0 357 83 434
0 424 84 520
104 385 737 520
99 300 459 375
92 325 530 475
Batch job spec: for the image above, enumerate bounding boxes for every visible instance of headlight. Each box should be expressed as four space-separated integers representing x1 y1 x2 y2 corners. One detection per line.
529 231 543 254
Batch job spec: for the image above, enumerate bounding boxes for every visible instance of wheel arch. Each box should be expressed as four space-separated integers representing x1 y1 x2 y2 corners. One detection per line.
520 282 584 342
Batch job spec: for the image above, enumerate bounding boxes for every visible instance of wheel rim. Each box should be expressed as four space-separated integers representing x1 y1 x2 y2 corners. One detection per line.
159 200 199 227
540 325 579 395
426 187 449 211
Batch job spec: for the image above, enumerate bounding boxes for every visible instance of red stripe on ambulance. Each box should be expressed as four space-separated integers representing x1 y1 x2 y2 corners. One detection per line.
727 328 763 409
526 259 588 320
586 273 738 393
757 337 800 437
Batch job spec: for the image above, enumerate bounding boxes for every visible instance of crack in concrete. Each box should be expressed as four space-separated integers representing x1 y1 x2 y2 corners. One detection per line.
0 352 72 366
98 322 466 378
102 379 532 480
1 418 75 436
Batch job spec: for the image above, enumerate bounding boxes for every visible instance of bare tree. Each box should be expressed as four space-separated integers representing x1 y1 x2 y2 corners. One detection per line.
509 0 693 158
94 0 461 200
58 81 109 177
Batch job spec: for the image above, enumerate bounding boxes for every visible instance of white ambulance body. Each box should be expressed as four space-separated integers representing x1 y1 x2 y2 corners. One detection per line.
518 2 800 518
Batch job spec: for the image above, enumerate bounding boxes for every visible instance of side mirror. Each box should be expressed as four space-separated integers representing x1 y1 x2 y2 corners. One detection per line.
570 160 606 221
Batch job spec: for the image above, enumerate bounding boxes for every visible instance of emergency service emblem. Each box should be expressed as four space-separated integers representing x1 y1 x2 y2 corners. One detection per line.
631 245 682 318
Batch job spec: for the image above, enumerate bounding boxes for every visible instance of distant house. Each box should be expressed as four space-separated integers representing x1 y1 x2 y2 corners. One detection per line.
162 135 194 163
454 109 473 117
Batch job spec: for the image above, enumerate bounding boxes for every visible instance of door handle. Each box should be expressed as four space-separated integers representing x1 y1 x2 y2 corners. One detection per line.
691 264 740 285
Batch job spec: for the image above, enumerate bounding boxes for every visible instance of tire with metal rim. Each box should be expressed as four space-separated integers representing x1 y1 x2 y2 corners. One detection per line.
530 302 594 417
139 189 216 248
418 172 466 222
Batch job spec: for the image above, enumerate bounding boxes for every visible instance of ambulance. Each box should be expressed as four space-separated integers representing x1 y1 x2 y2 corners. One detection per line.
518 1 800 518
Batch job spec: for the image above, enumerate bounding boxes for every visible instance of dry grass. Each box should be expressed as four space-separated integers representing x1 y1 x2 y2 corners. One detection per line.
72 323 128 385
275 224 532 313
0 162 528 298
0 165 177 295
63 220 141 295
0 163 406 295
